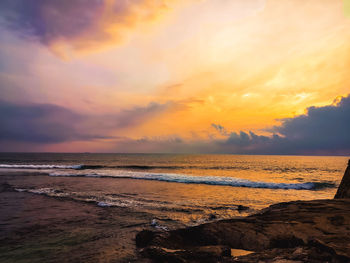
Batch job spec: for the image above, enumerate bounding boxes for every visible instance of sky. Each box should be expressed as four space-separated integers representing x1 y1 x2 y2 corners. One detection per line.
0 0 349 155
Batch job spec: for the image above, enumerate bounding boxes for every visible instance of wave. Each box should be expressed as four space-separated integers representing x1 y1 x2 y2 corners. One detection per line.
48 170 335 190
0 163 341 173
0 164 83 169
13 187 247 217
0 163 214 170
75 165 177 170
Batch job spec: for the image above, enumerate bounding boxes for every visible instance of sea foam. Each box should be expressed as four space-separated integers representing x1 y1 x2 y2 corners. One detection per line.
0 164 83 169
48 170 330 190
2 163 334 190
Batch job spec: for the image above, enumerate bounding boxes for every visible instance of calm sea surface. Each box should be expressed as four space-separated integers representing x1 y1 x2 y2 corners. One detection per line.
0 153 348 228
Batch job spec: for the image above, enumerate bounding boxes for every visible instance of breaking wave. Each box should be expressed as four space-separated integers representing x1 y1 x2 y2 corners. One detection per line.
48 170 334 190
0 163 336 190
0 163 341 173
0 164 83 169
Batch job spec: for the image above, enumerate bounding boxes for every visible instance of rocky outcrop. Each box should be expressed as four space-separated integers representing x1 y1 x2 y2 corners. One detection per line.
334 159 350 199
136 160 350 262
137 199 350 262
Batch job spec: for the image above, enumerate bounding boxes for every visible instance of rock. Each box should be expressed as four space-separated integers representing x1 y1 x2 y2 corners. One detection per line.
269 236 304 249
237 205 249 211
140 245 231 263
334 159 350 199
137 199 350 262
208 214 217 220
291 247 304 256
136 161 350 262
136 230 158 248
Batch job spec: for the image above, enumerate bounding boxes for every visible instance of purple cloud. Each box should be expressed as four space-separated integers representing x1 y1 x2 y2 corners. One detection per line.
0 0 171 53
0 0 103 44
0 99 175 145
0 100 104 143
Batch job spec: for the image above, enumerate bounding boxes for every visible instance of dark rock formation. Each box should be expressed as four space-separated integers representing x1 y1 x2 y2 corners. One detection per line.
334 159 350 199
137 160 350 262
137 199 350 262
139 245 231 263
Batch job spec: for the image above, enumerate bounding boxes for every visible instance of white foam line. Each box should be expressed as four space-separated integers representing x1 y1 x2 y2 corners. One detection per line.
0 164 83 169
48 170 316 190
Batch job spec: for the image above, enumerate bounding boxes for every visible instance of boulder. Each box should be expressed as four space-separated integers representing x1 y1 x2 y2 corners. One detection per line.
334 159 350 199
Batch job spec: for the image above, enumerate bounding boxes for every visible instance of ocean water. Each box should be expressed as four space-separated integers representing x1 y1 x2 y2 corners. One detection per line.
0 153 348 228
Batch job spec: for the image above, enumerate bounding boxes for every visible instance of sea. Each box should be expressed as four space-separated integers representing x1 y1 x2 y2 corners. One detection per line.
0 153 348 229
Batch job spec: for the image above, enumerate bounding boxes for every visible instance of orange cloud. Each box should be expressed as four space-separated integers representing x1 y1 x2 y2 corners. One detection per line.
0 0 188 58
50 0 187 57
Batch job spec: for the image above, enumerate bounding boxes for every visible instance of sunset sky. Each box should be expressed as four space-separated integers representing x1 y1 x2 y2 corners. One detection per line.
0 0 350 154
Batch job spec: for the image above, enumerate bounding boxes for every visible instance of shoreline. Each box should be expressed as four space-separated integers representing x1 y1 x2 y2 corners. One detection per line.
135 161 350 262
2 182 348 263
0 160 348 262
136 198 350 262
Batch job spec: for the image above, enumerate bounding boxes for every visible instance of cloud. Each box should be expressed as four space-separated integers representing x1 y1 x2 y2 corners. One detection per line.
0 0 103 43
211 123 228 136
1 95 349 155
84 101 184 134
0 0 178 56
109 95 350 155
0 100 98 143
111 101 177 129
270 95 350 153
218 95 350 155
0 99 176 145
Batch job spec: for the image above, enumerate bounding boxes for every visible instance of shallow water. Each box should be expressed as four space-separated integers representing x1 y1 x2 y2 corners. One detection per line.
0 153 348 227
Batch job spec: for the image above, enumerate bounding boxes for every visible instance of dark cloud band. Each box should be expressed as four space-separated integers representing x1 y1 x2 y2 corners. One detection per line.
210 95 350 155
0 100 174 144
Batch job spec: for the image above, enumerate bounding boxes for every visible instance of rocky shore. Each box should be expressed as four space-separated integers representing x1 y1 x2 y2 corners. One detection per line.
136 161 350 263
